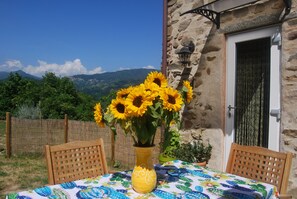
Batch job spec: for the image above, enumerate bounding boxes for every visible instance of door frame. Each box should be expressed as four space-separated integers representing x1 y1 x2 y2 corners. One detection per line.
225 26 281 168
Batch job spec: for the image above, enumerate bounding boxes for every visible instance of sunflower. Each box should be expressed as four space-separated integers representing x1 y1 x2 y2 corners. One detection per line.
126 84 153 117
144 81 160 101
160 87 183 112
117 86 133 99
94 103 105 127
93 71 191 147
183 80 193 103
144 71 168 88
109 98 127 120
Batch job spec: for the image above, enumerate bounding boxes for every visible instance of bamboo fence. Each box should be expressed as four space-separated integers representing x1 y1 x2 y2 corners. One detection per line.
5 112 161 169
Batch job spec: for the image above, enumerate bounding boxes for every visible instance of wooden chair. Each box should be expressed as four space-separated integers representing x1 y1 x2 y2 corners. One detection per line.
45 138 108 185
226 143 293 196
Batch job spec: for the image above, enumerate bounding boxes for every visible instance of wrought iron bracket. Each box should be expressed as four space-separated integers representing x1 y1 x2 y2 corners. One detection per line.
181 8 220 29
180 0 292 29
283 0 292 15
180 8 220 28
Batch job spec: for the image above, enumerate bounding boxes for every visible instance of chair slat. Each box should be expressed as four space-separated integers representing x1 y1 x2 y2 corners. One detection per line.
45 138 108 185
226 143 292 195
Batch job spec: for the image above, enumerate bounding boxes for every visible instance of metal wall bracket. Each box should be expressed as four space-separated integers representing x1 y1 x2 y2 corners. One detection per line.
283 0 292 15
181 8 220 29
180 0 292 29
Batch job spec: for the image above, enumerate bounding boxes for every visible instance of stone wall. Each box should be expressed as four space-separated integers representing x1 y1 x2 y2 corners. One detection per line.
167 0 225 130
281 0 297 195
166 0 297 195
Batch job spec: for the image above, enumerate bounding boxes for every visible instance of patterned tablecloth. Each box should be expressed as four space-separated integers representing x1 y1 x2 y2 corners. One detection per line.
6 160 278 199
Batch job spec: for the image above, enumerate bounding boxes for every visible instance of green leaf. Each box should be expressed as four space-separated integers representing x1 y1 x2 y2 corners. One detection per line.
179 176 193 183
182 86 189 92
122 181 131 188
176 184 192 192
234 179 246 185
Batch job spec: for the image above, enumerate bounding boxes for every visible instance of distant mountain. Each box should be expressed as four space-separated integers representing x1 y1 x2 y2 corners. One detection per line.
0 70 40 80
0 68 159 100
70 68 158 100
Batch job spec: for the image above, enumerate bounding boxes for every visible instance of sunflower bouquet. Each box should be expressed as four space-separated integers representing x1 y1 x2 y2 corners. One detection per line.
94 71 193 147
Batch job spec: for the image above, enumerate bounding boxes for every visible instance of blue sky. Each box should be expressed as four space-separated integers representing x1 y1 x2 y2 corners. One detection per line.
0 1 163 77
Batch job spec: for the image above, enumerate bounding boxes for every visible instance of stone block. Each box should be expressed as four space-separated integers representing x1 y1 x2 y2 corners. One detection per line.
178 19 192 32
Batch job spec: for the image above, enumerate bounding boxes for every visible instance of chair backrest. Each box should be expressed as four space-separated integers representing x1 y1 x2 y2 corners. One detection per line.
226 143 292 194
45 138 108 185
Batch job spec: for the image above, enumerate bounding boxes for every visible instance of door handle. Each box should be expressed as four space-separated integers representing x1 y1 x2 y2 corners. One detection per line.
227 105 236 118
270 109 280 121
227 105 241 117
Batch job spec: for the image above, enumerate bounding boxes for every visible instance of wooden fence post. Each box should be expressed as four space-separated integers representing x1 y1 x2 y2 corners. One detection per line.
64 114 68 143
6 112 11 158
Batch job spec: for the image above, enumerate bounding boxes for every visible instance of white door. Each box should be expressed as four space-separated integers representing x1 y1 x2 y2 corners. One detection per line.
225 26 281 168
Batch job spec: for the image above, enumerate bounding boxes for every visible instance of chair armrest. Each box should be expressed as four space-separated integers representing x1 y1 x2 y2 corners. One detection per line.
278 194 292 199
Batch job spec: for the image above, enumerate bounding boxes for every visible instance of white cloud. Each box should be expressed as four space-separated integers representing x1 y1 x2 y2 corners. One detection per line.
142 65 156 69
0 60 24 71
87 67 104 74
0 59 105 77
117 65 156 71
0 59 156 77
118 67 131 71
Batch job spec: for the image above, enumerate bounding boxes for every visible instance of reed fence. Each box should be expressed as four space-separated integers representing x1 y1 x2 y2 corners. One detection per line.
5 112 161 169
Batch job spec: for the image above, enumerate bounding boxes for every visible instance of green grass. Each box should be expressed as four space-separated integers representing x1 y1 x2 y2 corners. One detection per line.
0 120 48 197
0 153 48 198
0 154 125 198
0 170 8 177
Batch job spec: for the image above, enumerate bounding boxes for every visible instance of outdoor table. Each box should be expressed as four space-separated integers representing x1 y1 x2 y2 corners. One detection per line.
6 160 278 199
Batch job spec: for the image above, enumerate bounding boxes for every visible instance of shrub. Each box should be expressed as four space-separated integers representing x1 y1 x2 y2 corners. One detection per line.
173 135 212 163
15 104 42 119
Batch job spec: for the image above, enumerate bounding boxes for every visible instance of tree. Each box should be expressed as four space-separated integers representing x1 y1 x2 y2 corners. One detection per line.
0 73 40 117
75 93 96 121
40 72 90 120
0 72 97 121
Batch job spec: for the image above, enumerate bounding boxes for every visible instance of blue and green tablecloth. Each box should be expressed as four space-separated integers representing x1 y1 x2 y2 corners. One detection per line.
6 160 278 199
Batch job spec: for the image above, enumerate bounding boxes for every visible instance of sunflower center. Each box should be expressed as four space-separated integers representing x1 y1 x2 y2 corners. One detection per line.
133 96 143 107
121 94 128 98
168 95 176 104
116 103 125 113
153 78 161 87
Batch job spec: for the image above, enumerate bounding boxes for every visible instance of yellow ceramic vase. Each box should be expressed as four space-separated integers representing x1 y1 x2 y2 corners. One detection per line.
131 146 157 194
